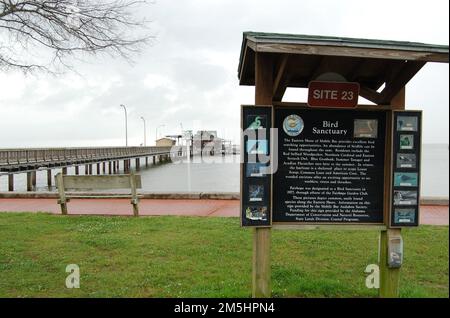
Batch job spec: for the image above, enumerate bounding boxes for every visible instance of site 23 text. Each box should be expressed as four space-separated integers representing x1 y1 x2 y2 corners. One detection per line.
312 89 354 101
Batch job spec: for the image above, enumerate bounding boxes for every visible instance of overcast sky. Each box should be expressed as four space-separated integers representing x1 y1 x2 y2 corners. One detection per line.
0 0 448 148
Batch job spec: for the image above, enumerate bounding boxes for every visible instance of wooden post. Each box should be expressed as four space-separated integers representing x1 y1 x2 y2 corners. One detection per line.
62 167 67 175
85 164 89 175
379 88 405 298
89 164 93 175
47 169 52 187
113 161 117 174
55 173 68 215
130 173 139 217
97 163 101 175
252 52 273 298
8 174 14 192
103 162 106 174
109 162 112 174
153 156 156 164
379 229 401 297
145 157 148 168
75 166 79 175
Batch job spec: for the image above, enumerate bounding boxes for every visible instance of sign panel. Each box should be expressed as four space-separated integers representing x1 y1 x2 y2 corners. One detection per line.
308 81 360 108
241 106 272 227
273 107 386 224
390 111 422 227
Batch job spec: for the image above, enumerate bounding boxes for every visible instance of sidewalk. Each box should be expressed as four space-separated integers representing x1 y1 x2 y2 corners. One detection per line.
0 198 448 225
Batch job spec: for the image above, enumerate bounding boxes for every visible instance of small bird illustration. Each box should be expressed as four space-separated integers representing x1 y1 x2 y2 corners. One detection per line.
248 116 263 129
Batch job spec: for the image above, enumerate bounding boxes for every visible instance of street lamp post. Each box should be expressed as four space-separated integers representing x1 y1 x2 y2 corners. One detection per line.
120 104 128 147
141 116 147 146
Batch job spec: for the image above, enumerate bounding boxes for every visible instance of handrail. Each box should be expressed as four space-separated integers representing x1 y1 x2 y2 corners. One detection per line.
0 147 172 166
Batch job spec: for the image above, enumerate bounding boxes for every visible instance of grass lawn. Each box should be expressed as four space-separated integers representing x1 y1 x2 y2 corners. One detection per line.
0 213 448 298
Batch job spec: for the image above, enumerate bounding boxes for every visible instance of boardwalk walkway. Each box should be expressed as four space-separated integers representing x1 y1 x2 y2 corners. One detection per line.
0 198 447 225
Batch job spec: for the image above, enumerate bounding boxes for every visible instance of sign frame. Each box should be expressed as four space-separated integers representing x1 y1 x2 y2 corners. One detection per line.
389 110 423 228
240 104 273 228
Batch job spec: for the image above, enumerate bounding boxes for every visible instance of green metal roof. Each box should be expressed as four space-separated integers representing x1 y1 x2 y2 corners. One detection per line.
238 31 449 81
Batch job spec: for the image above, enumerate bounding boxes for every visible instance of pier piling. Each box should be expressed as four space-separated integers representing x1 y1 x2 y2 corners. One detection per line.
8 174 14 192
47 169 52 187
136 158 140 171
27 172 32 191
32 171 37 188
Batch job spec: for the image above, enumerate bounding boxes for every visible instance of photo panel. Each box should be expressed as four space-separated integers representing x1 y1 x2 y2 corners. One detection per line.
246 163 267 177
249 184 265 202
397 153 417 169
397 116 418 131
353 119 378 138
246 139 268 155
393 190 418 206
244 206 268 222
393 208 417 225
399 134 414 150
394 172 418 187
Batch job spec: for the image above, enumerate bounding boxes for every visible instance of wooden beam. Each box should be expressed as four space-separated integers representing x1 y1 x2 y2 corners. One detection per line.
390 87 406 110
346 58 366 81
379 61 425 104
272 54 289 101
309 56 327 80
359 86 382 104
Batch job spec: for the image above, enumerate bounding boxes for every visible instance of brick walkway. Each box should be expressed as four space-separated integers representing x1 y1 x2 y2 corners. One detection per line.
0 198 448 225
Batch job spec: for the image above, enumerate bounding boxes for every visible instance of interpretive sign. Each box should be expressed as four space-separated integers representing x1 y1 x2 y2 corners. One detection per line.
241 105 390 227
390 111 422 227
272 107 386 224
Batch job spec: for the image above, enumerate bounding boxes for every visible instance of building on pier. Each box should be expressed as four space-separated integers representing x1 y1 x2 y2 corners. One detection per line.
155 138 176 147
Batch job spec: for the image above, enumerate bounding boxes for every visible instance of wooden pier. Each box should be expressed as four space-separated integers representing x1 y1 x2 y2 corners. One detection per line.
0 147 180 191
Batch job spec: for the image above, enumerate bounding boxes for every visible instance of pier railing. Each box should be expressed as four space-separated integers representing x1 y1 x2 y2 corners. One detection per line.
0 147 172 169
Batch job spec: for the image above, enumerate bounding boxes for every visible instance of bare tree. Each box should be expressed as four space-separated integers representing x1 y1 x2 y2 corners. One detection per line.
0 0 152 73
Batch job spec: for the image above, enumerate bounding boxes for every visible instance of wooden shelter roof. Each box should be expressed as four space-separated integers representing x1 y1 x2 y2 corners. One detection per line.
238 32 449 104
